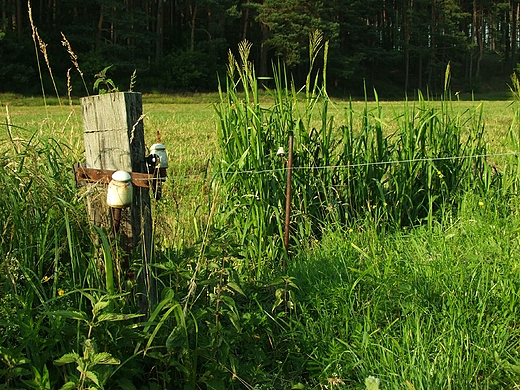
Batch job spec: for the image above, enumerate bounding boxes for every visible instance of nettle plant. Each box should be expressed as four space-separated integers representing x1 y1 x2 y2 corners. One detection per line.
93 66 137 95
93 65 119 94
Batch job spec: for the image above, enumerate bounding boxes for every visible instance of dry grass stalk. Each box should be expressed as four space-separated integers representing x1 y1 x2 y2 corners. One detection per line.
5 105 12 136
5 105 22 153
27 0 36 40
61 32 89 95
66 68 73 106
27 0 48 111
35 29 62 106
61 33 83 77
130 114 147 144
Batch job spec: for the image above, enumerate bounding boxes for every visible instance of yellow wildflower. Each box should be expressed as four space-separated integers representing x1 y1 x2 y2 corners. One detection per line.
478 201 485 207
58 289 65 296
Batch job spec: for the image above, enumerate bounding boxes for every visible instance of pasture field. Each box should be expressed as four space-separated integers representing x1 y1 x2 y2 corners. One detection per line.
2 86 520 390
2 94 517 248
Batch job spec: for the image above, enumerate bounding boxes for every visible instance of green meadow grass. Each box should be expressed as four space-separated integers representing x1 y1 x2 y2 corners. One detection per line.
2 91 518 254
1 93 514 156
2 89 520 389
288 194 520 388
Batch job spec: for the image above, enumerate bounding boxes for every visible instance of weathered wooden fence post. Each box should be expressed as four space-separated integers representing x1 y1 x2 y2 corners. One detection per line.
80 91 156 312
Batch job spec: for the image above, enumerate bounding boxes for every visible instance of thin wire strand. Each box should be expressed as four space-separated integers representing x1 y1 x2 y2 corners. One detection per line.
132 151 520 183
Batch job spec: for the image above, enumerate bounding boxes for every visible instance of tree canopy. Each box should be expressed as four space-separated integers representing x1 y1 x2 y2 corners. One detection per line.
1 0 518 96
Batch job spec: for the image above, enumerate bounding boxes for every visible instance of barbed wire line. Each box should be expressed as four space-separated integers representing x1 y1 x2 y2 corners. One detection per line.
140 150 520 183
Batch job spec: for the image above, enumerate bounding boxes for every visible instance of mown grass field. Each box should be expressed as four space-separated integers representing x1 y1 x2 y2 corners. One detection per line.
2 86 520 390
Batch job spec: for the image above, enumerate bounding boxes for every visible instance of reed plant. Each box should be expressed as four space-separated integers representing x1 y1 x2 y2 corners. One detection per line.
501 72 520 195
214 42 288 279
214 36 498 279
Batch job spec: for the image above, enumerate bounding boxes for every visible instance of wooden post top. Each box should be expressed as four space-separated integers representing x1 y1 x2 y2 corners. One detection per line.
81 92 145 173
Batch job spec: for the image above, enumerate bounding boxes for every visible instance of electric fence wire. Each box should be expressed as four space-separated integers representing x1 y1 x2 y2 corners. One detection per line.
141 151 520 183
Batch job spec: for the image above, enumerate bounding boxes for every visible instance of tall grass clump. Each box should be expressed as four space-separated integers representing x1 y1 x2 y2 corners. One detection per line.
214 31 340 279
0 129 147 388
0 130 82 385
341 85 489 228
502 71 520 195
214 41 291 278
214 37 497 279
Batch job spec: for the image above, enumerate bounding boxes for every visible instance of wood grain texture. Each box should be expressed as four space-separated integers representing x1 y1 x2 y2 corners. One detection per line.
82 92 146 171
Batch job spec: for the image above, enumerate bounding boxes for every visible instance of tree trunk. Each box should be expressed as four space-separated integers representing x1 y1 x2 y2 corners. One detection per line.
190 2 197 52
512 1 518 67
51 0 56 26
259 22 269 77
403 6 410 93
155 0 164 64
242 1 249 40
1 0 6 32
468 0 476 82
476 15 483 77
15 0 22 40
505 4 510 65
172 0 183 47
418 56 423 90
405 49 410 92
96 4 104 51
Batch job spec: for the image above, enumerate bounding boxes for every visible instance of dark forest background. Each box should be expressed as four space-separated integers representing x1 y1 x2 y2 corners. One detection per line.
1 0 519 98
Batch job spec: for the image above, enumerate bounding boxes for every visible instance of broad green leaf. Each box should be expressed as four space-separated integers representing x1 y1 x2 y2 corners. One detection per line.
351 243 371 259
284 277 299 289
83 339 95 360
272 288 284 312
97 313 143 322
237 147 250 169
145 303 183 353
227 311 242 332
85 370 100 386
20 379 41 389
54 353 79 366
365 376 381 390
268 277 286 286
226 281 245 296
92 352 120 365
166 325 188 352
48 310 89 321
93 300 110 315
59 381 77 390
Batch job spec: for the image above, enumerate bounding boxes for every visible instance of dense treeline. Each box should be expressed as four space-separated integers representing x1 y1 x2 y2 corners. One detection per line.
0 0 519 96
